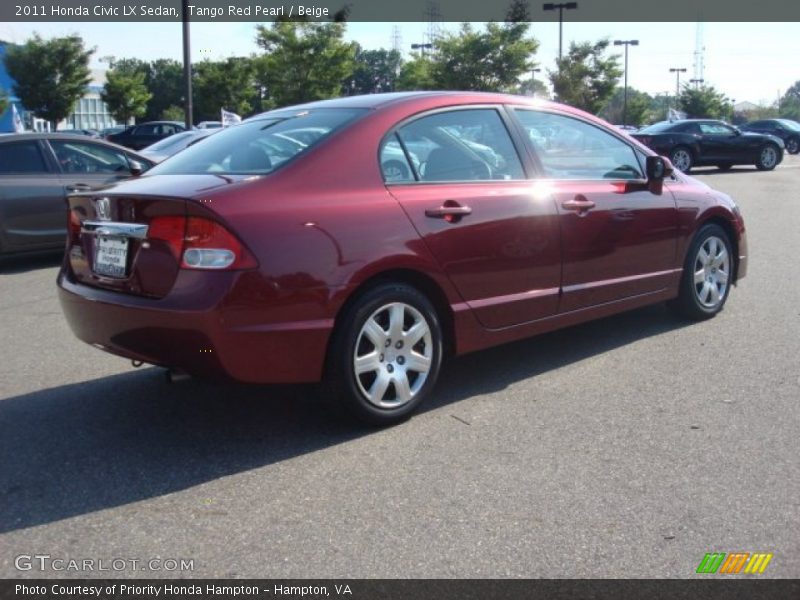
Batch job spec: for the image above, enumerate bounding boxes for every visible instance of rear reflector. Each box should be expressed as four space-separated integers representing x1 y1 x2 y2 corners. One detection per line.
148 215 257 270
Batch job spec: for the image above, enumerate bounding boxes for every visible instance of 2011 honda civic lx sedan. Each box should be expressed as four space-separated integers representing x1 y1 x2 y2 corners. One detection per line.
58 92 747 425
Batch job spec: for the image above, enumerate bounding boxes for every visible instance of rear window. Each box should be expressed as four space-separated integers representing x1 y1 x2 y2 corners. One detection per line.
638 121 679 134
149 108 367 176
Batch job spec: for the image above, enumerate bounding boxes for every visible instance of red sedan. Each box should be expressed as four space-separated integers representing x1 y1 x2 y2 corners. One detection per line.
58 92 747 424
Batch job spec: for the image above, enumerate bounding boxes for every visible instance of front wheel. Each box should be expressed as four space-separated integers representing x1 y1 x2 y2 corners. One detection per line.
668 224 733 320
327 283 443 425
670 146 694 173
785 137 799 155
755 144 779 170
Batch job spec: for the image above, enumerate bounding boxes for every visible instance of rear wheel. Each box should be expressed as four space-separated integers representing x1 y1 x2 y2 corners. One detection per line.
326 283 443 425
755 144 779 170
669 146 693 173
668 224 733 320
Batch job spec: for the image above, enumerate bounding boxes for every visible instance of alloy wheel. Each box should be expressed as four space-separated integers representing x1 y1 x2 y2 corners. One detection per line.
693 235 730 309
760 146 778 169
671 149 692 172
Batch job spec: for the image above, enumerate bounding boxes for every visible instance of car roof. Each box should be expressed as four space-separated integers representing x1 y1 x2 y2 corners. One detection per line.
247 91 560 120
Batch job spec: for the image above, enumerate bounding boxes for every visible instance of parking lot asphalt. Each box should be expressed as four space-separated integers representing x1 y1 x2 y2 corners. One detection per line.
1 155 798 579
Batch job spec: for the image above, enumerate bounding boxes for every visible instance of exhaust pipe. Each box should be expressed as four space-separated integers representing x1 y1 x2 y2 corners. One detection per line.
165 369 191 383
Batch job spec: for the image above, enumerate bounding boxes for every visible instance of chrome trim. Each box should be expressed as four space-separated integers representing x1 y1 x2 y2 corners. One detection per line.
81 221 149 239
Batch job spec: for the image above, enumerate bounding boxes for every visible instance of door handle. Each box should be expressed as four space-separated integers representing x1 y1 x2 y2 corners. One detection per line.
425 202 472 222
66 183 93 193
561 196 596 214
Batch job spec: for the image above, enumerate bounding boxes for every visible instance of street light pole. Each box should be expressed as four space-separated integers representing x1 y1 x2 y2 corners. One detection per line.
531 67 542 97
613 39 638 127
181 0 193 129
669 67 687 97
690 78 704 89
543 3 578 65
411 43 433 58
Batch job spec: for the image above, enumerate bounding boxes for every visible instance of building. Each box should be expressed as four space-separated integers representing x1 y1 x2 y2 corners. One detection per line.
0 40 119 132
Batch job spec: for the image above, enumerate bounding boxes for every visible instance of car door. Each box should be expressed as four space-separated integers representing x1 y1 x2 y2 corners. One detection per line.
383 107 562 330
511 108 679 313
0 139 66 251
698 122 746 162
47 139 140 194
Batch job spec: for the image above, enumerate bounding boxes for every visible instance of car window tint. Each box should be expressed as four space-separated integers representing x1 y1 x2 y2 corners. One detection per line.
149 108 367 176
135 124 157 136
0 141 49 174
514 110 643 180
380 135 415 183
699 123 734 135
675 122 701 134
50 140 131 174
395 109 524 182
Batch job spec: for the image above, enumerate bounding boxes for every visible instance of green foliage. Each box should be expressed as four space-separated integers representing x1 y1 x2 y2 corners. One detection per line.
678 84 733 120
343 46 403 94
0 87 8 116
101 69 151 124
549 39 622 114
779 81 800 121
161 105 185 122
194 57 259 122
4 33 93 124
255 21 356 107
428 22 539 92
516 77 550 99
102 57 184 122
599 87 653 126
395 55 435 91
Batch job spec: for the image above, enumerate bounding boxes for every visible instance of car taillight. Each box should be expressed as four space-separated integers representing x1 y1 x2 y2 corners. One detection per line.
149 215 258 270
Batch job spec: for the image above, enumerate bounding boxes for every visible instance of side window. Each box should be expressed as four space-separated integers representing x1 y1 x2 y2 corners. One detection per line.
380 135 415 182
50 141 131 174
676 122 701 134
514 109 644 180
395 109 525 182
0 141 49 174
134 124 157 136
699 123 734 135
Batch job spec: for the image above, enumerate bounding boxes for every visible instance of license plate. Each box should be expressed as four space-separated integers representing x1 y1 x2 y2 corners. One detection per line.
94 236 129 278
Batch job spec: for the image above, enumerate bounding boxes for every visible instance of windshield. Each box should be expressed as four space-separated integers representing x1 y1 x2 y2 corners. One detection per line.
638 121 678 134
778 119 800 131
148 108 367 175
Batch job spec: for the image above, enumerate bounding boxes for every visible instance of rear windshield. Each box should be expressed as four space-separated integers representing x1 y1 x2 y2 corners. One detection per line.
148 108 367 175
778 119 800 132
638 121 678 134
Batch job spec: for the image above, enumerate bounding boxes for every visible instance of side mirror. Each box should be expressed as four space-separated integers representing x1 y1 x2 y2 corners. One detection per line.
646 155 673 180
128 160 145 176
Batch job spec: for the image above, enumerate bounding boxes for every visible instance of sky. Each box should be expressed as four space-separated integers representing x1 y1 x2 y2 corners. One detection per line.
0 21 797 106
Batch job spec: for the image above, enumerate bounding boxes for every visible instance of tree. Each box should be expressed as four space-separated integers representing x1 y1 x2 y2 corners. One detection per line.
516 77 550 99
4 34 93 128
0 88 8 116
678 84 733 120
779 81 800 121
599 87 653 126
343 46 403 95
194 57 259 121
161 105 185 122
549 39 622 114
428 21 539 92
395 55 435 91
255 21 356 107
101 69 151 124
108 57 184 122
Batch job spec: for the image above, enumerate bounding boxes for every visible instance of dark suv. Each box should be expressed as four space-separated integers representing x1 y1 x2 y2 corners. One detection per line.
740 119 800 155
106 121 188 150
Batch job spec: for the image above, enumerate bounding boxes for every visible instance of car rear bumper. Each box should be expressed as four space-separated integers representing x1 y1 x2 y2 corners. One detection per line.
57 269 334 384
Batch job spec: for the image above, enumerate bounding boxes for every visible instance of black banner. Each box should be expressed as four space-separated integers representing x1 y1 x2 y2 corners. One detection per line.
2 579 800 600
2 0 800 22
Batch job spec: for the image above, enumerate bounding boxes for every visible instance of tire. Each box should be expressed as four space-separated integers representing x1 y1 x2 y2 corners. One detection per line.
785 137 799 155
716 162 733 171
382 160 410 182
669 146 694 173
755 144 780 171
668 224 734 320
326 282 443 425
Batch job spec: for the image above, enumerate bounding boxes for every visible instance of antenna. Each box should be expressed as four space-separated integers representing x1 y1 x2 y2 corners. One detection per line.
424 1 443 47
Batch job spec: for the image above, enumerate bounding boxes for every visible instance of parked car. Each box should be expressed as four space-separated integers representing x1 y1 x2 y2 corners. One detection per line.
100 126 126 139
197 121 223 129
740 119 800 155
58 92 747 425
58 128 100 138
139 129 218 163
632 119 784 173
0 133 154 256
106 121 188 150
